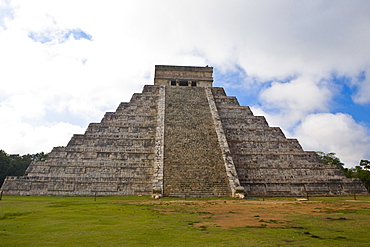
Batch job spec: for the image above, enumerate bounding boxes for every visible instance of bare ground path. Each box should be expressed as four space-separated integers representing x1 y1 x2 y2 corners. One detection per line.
133 197 370 229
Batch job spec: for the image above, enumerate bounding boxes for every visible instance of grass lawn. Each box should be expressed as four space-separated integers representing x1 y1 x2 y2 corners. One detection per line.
0 195 369 246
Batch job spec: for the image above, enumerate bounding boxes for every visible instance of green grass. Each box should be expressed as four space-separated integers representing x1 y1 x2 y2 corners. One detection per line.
0 196 369 246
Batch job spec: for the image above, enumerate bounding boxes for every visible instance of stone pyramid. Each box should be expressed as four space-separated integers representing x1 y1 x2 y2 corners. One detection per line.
1 65 367 198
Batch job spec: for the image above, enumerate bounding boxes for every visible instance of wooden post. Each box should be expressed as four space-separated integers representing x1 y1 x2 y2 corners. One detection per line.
304 186 309 201
94 192 97 201
353 191 356 200
0 190 3 200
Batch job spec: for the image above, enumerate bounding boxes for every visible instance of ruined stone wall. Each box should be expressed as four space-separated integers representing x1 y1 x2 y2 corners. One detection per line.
211 87 368 196
2 85 160 196
163 87 231 197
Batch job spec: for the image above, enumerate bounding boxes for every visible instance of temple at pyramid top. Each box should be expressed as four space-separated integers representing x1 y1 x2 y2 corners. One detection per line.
154 65 213 87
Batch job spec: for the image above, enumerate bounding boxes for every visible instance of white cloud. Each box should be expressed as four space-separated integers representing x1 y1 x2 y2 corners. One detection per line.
257 75 334 127
294 113 370 167
0 0 369 167
0 120 85 154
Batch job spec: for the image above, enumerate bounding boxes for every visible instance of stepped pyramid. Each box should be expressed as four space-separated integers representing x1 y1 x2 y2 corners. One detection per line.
1 65 368 197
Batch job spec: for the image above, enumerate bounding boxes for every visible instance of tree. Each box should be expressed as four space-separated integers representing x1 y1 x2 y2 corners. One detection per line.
316 151 352 177
0 150 10 187
0 150 49 187
316 152 370 192
351 160 370 191
359 160 370 170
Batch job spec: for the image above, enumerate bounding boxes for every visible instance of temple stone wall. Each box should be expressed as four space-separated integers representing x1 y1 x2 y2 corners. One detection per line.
154 65 213 87
211 87 367 196
2 85 160 196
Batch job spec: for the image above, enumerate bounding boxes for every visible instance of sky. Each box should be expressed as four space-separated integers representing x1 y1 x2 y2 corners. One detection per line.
0 0 369 168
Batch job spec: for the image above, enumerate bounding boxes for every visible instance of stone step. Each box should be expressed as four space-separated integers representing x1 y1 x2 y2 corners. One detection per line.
2 85 160 196
163 87 231 197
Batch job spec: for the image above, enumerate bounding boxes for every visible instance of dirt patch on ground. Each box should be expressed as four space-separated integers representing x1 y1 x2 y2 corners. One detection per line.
148 199 370 229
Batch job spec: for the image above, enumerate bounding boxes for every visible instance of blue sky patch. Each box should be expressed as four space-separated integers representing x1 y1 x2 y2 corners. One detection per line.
331 74 370 127
64 29 92 41
214 66 259 107
28 28 92 44
28 32 53 44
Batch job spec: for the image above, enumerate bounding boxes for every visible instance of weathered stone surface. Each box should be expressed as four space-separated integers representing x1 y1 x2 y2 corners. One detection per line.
151 86 165 198
1 65 368 197
2 85 160 196
154 65 213 87
163 86 230 198
211 87 367 196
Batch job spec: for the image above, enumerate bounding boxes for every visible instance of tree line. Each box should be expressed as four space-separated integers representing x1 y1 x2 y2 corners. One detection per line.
0 150 48 187
0 149 369 192
316 152 370 191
